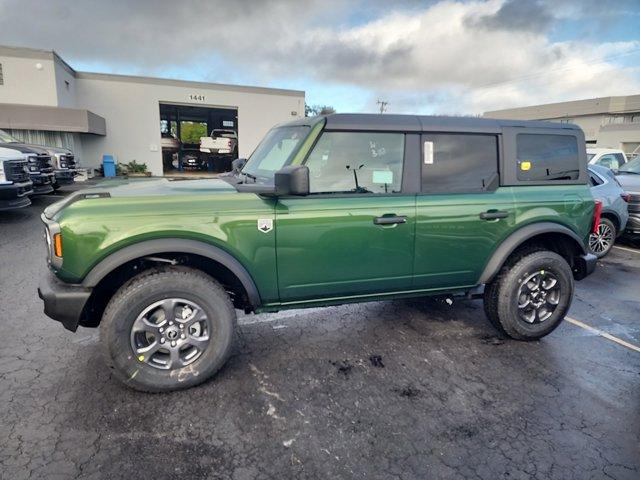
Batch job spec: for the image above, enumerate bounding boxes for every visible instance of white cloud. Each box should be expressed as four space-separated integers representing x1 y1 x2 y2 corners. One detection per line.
0 0 638 113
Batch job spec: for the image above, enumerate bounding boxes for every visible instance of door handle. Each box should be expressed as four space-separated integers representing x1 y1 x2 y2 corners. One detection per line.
479 210 509 220
374 215 407 225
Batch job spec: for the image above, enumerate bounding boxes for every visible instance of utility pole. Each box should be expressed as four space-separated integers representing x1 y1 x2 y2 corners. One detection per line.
377 99 388 114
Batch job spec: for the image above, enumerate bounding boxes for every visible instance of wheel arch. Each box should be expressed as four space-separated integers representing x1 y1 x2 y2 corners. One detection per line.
479 222 587 284
599 210 620 231
79 239 261 327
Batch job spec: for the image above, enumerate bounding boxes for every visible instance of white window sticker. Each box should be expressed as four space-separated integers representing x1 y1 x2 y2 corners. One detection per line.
424 141 434 164
372 170 393 184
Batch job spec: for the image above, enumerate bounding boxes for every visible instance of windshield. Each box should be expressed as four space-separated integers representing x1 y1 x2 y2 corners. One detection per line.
618 156 640 174
241 126 309 181
0 129 18 143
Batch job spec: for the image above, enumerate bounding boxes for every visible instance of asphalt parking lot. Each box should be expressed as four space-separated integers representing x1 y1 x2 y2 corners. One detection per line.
1 189 639 480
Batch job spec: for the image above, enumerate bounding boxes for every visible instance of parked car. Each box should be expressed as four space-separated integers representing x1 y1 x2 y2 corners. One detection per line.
0 130 56 194
200 129 238 171
587 165 629 257
38 114 598 392
0 147 33 211
614 156 640 238
587 148 628 170
200 129 237 155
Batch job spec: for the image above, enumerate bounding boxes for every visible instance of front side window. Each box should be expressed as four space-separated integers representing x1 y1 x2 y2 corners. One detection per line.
516 134 579 181
421 134 498 194
242 126 309 182
304 132 404 194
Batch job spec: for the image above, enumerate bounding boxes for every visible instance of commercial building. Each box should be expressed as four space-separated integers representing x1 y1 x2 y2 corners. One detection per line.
484 95 640 156
0 45 305 175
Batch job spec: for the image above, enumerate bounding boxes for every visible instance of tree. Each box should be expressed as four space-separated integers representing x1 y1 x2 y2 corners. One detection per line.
305 104 336 117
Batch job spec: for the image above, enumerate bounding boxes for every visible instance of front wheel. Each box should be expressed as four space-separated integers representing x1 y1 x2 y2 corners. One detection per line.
100 266 236 392
588 217 616 258
484 250 574 340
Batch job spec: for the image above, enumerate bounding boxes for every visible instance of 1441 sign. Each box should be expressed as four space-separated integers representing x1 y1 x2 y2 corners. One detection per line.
188 94 206 102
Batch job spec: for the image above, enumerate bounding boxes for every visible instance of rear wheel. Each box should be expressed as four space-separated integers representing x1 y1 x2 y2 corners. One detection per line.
588 217 616 258
100 266 236 392
483 250 574 340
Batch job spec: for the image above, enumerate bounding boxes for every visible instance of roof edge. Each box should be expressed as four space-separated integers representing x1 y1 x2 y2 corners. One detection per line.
75 71 305 97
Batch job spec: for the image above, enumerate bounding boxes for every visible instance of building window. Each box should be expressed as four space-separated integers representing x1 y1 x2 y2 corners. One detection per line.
421 134 499 193
0 63 3 85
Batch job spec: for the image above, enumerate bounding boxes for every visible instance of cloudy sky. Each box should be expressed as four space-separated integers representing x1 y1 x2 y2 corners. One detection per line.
1 0 639 114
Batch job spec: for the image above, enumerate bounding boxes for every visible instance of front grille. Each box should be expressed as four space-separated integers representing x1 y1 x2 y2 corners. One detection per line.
28 154 54 174
3 159 30 182
60 154 77 169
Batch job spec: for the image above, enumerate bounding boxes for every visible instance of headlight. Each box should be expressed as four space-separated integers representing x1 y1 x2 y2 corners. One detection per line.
42 215 63 269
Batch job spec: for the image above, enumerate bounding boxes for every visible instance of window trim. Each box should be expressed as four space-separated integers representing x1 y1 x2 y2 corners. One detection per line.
298 129 413 196
501 127 587 186
419 132 501 195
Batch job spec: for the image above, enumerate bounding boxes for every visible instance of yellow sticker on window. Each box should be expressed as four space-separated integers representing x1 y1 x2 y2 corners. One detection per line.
520 161 532 171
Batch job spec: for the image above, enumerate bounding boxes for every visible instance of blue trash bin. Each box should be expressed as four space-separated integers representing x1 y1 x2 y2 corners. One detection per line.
103 154 116 177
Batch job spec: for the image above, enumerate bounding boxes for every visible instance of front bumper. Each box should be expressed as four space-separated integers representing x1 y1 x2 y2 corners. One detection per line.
30 173 55 195
38 272 92 332
0 181 34 210
624 214 640 235
54 169 76 185
573 253 597 281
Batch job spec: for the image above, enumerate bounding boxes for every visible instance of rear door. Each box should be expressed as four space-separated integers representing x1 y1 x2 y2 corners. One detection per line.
413 133 515 289
275 130 416 302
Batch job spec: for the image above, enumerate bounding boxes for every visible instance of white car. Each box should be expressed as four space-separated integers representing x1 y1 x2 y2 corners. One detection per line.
587 148 628 170
200 129 238 155
0 146 33 211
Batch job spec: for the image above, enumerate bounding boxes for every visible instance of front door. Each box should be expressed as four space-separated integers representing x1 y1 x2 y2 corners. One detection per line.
276 130 415 302
413 133 515 289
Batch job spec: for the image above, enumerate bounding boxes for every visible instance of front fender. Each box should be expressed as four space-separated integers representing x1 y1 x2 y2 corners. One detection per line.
81 238 262 308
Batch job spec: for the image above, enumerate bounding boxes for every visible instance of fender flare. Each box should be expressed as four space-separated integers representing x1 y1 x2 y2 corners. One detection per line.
478 222 587 284
81 238 262 308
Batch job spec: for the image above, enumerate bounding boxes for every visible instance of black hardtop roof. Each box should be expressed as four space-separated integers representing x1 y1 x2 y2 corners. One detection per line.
281 113 581 133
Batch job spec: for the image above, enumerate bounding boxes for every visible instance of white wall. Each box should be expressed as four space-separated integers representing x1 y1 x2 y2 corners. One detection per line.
75 76 304 175
54 61 77 108
0 55 58 106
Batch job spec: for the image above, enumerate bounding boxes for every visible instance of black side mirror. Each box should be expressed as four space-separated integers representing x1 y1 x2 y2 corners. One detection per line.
275 165 309 196
232 157 247 173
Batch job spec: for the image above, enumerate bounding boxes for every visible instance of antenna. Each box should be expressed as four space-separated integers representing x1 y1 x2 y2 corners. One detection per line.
377 99 388 114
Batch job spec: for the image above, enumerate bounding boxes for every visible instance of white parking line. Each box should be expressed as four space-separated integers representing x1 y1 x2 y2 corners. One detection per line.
566 317 640 353
613 245 640 255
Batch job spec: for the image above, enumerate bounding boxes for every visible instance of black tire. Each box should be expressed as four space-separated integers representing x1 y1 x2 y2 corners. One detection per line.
100 266 236 392
588 217 616 258
483 250 574 340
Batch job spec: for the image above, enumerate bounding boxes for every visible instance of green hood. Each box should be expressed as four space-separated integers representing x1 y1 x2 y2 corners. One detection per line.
44 177 237 219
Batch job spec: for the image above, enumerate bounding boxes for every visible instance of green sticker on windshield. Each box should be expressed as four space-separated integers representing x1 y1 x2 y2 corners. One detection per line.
372 170 393 184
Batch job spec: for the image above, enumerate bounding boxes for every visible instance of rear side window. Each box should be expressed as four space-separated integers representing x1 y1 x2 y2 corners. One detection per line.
516 134 579 181
589 173 603 186
421 134 498 194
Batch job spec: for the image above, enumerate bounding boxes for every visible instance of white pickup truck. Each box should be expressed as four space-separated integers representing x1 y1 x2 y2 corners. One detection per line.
200 129 238 155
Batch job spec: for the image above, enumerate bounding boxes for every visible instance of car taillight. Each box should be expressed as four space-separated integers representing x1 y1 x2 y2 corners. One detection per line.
621 192 630 203
592 200 603 234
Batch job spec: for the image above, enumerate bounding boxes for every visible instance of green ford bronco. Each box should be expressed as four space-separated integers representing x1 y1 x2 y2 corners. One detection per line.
39 114 599 392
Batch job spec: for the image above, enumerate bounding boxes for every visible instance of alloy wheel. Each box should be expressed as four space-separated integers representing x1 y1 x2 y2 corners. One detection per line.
588 223 613 255
517 270 561 324
130 298 211 370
